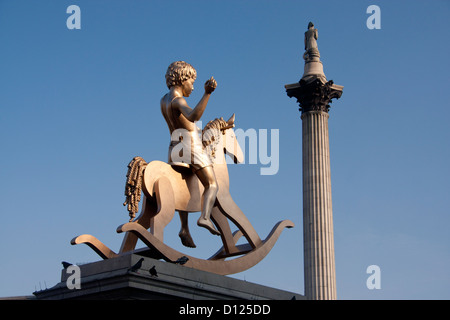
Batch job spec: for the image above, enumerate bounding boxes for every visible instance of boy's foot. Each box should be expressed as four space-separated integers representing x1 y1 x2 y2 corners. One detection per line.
178 229 196 248
197 218 221 236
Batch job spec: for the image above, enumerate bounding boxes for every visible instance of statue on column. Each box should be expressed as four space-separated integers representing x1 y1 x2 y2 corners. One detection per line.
303 22 320 62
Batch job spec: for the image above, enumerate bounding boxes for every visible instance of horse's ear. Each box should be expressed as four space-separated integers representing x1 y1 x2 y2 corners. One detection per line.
227 113 235 125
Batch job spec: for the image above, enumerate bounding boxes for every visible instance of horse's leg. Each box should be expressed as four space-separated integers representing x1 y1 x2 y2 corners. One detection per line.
119 195 157 253
210 206 241 255
217 194 262 248
120 176 175 252
149 176 176 242
178 210 196 248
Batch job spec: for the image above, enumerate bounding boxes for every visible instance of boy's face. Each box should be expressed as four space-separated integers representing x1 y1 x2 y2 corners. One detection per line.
181 78 195 97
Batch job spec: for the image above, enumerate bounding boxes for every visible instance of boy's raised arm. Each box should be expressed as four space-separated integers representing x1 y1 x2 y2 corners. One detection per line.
177 77 217 122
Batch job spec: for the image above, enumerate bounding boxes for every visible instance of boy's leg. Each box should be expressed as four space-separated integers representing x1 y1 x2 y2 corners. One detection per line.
195 166 220 236
178 211 196 248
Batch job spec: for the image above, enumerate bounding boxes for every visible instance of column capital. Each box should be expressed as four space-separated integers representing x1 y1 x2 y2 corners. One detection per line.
285 78 343 114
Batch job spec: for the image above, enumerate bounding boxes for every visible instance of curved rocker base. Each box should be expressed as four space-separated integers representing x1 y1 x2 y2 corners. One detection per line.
71 220 294 275
70 234 118 260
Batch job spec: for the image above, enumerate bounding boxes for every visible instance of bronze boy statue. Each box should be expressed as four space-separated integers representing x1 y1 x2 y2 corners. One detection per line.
160 61 220 243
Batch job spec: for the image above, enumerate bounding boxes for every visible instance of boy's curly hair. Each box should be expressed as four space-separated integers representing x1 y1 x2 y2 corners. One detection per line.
165 61 197 89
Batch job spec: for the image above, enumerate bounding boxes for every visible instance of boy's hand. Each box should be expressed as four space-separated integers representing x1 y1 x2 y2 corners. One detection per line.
204 77 217 94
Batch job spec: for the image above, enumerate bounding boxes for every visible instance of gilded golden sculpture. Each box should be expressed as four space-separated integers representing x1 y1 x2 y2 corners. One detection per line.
161 61 220 238
72 61 293 275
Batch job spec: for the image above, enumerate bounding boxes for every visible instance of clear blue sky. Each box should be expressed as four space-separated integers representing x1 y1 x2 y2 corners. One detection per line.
1 0 449 299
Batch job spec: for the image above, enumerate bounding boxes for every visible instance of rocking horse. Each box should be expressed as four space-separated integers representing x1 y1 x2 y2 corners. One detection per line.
71 115 294 275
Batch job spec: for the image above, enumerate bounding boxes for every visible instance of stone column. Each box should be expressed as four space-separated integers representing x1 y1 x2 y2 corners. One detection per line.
302 109 335 300
284 22 343 300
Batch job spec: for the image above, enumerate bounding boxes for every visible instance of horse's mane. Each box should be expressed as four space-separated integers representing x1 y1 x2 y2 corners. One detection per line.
202 118 228 139
202 118 228 159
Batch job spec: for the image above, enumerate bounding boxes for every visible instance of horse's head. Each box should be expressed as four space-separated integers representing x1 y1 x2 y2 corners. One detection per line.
221 114 244 164
202 114 244 165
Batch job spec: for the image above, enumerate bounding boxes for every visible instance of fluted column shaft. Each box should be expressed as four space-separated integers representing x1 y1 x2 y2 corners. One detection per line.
301 110 336 300
286 77 342 300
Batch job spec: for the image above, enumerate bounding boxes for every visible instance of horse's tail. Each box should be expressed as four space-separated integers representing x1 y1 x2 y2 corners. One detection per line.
123 156 148 222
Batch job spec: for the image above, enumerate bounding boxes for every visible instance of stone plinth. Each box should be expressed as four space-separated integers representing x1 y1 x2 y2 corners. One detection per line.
33 254 304 300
